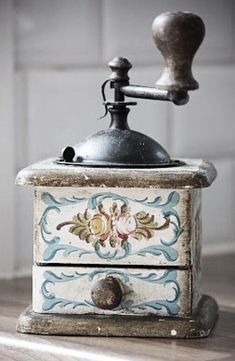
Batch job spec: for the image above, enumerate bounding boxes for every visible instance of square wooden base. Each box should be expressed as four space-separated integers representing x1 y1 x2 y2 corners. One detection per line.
17 295 218 338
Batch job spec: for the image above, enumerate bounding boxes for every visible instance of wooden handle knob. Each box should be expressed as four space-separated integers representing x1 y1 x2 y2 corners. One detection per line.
152 12 205 91
91 276 122 310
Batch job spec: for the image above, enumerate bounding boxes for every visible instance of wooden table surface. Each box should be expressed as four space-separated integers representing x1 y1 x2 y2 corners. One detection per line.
0 254 234 361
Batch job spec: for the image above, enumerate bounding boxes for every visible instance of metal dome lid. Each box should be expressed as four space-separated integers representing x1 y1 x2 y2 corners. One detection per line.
57 105 178 168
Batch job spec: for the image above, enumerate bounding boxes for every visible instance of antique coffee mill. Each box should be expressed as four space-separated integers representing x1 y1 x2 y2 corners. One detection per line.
16 11 218 338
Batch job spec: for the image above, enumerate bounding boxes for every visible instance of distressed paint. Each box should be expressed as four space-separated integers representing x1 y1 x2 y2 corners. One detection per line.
15 157 217 336
17 295 218 337
16 158 217 189
33 266 191 317
191 189 202 311
34 187 193 266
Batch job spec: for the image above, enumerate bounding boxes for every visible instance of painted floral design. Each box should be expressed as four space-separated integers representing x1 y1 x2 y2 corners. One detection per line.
56 201 170 248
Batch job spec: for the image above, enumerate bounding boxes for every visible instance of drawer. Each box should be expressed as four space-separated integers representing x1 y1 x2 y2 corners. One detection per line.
33 266 193 317
34 187 200 266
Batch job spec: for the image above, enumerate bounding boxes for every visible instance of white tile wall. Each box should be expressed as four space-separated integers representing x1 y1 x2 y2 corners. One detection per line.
103 0 235 65
202 159 235 250
26 67 169 164
171 66 235 158
129 66 169 149
15 72 28 171
14 0 102 67
27 69 107 163
15 74 33 274
14 187 33 273
1 0 234 277
0 0 15 278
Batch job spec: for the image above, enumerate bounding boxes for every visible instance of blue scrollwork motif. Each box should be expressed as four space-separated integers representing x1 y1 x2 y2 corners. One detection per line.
39 191 183 262
41 269 180 315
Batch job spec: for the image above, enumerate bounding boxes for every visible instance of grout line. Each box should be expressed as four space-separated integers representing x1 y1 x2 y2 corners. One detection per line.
98 0 104 64
203 241 235 256
14 70 29 172
22 71 29 165
200 155 235 162
171 155 235 163
0 0 16 279
14 61 235 72
21 71 29 167
166 103 173 154
13 70 30 273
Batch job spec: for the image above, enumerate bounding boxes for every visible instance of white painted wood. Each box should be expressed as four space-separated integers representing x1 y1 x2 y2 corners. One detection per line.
33 265 191 316
0 0 15 278
33 186 194 266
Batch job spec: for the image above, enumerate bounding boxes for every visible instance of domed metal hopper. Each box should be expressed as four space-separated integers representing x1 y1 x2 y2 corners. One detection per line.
57 105 182 168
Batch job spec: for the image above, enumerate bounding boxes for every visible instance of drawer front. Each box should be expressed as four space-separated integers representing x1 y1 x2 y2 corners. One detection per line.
33 266 191 317
34 187 195 266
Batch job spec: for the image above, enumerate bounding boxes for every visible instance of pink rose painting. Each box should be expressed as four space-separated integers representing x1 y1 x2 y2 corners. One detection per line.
115 214 137 239
57 201 170 248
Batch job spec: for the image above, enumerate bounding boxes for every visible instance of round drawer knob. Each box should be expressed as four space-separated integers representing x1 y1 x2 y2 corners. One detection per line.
91 276 122 310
